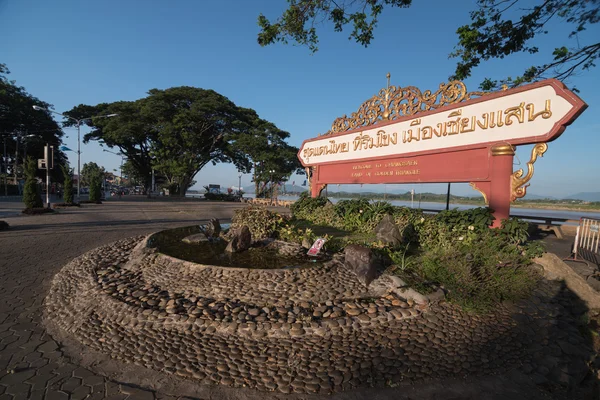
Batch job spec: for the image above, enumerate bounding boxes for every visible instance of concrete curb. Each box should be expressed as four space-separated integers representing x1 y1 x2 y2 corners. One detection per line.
534 252 600 309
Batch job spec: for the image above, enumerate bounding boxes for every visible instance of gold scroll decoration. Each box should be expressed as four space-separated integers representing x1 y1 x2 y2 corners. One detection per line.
305 167 312 192
469 182 489 205
511 143 548 201
317 184 327 197
323 80 486 135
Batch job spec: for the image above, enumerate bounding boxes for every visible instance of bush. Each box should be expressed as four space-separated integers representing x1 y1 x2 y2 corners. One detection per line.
290 196 544 312
410 240 540 312
292 195 397 233
290 192 328 217
229 205 286 241
204 192 239 201
22 158 43 209
88 172 102 202
61 165 74 204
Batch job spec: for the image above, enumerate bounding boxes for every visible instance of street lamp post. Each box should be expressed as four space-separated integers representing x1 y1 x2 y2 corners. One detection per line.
32 106 117 202
2 136 6 196
102 149 124 182
238 173 242 196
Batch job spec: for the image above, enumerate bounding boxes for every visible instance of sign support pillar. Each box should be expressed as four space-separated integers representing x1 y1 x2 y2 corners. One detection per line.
489 144 515 227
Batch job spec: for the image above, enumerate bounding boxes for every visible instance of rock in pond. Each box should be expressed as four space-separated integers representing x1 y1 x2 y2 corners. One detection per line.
225 225 252 253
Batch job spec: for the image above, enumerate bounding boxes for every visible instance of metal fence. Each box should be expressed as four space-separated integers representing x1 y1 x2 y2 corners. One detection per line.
567 217 600 267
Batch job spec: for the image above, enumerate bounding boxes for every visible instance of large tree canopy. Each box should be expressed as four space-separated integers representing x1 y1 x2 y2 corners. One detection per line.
258 0 599 90
0 63 67 183
65 100 156 193
231 109 303 196
66 87 301 196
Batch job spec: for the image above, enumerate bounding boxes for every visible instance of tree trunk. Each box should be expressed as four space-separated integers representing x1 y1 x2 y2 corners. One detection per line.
179 176 191 197
145 174 152 198
254 162 259 197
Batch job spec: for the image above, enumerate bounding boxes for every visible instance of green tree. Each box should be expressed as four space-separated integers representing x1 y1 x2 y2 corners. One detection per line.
65 101 157 195
88 171 102 202
61 165 74 204
0 63 67 182
141 87 252 196
66 87 301 197
80 162 105 187
22 157 42 209
258 1 599 89
451 0 600 90
229 110 303 197
258 0 412 52
67 87 280 197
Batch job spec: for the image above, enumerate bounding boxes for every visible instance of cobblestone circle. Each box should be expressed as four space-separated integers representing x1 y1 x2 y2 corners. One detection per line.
45 232 560 395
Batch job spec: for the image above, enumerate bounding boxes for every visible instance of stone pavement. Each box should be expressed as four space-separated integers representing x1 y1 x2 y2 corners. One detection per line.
0 198 251 400
0 198 597 399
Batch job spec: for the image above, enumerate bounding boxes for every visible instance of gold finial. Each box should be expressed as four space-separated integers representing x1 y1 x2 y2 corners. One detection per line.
501 84 509 91
383 72 392 120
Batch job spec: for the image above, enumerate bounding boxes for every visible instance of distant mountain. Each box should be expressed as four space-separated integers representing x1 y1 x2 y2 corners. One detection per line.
281 184 308 194
563 192 600 202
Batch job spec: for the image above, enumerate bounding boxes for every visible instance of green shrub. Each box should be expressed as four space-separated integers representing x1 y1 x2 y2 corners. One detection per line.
22 158 43 209
204 192 238 201
277 223 317 245
61 165 74 204
229 205 286 241
411 240 540 312
88 172 102 202
291 192 328 217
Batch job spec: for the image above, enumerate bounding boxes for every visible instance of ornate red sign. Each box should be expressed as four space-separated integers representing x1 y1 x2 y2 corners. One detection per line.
298 79 587 226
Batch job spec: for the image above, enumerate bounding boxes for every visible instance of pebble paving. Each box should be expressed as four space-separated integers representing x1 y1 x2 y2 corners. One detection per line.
43 233 593 396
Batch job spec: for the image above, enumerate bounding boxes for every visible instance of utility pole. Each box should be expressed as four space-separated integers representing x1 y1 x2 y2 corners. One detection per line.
44 144 53 208
3 137 6 196
446 183 451 211
14 131 21 185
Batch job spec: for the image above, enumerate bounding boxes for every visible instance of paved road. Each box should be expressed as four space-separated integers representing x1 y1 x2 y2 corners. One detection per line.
0 198 252 400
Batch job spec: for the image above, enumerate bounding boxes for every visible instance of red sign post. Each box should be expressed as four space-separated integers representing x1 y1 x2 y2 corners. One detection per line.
298 79 587 226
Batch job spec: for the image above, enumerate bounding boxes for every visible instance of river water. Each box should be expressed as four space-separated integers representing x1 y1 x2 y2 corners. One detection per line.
186 193 599 222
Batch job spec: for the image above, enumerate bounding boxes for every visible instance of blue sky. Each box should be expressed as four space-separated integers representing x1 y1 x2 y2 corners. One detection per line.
1 0 598 197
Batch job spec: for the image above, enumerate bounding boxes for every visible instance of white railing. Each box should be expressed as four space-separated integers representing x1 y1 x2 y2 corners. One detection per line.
567 217 600 266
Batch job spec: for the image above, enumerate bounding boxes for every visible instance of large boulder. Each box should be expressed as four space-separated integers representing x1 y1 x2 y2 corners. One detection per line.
375 214 402 246
225 226 252 253
344 244 381 287
204 218 221 239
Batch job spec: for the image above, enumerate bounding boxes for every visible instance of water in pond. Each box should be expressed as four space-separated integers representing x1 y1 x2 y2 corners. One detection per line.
148 225 324 270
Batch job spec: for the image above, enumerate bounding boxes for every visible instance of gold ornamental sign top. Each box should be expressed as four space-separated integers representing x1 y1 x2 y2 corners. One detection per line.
322 76 486 136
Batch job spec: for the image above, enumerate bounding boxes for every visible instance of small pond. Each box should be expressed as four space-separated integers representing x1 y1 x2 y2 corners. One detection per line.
147 225 325 270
